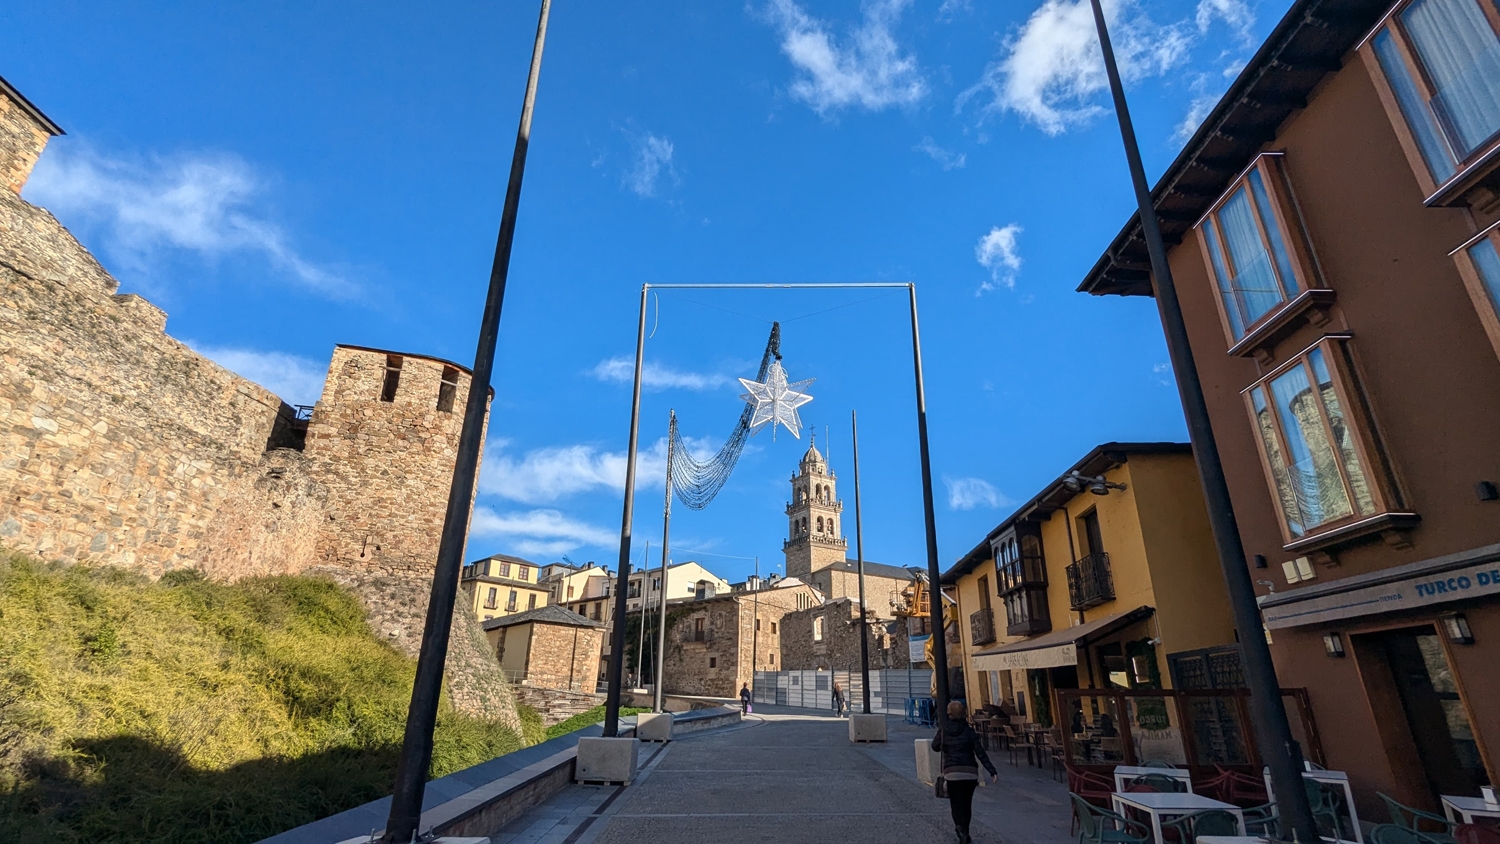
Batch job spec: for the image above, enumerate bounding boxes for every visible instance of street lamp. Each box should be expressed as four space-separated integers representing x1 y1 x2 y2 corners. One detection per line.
1085 1 1319 840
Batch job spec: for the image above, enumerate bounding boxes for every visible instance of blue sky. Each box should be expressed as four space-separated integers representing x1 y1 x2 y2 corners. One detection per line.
5 0 1283 583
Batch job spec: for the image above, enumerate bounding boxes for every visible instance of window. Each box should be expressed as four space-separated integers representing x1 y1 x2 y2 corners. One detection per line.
1453 226 1500 359
1196 154 1315 342
380 355 403 402
628 581 641 599
1245 340 1394 541
770 652 775 665
499 561 512 578
592 602 602 621
506 590 518 612
1366 0 1500 189
567 585 575 599
694 618 705 642
976 576 992 612
1081 510 1104 556
527 593 537 610
651 577 660 591
709 657 717 668
484 587 497 609
755 618 761 631
437 365 459 413
813 616 825 641
518 565 530 581
771 621 777 634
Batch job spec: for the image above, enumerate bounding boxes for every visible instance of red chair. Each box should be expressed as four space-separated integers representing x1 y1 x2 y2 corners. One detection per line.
1457 825 1500 844
1066 764 1115 808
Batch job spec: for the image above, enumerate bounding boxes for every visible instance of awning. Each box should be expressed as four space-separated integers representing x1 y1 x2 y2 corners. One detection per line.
971 605 1155 672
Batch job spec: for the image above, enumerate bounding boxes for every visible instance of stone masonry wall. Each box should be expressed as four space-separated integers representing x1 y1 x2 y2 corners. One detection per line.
808 567 909 621
524 623 603 693
304 346 487 578
0 89 50 195
661 583 821 698
779 598 911 672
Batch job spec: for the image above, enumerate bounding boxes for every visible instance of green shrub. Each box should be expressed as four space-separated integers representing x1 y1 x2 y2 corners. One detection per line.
0 553 530 844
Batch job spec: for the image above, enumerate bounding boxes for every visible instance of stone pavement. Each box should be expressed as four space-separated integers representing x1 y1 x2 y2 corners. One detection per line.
482 705 1072 844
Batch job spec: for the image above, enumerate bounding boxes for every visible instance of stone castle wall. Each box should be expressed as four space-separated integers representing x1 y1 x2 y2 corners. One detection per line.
661 583 819 698
779 598 911 672
0 86 51 194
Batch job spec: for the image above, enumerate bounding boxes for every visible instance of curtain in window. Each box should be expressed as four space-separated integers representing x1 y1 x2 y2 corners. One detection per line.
1269 361 1355 531
1468 237 1500 311
1374 30 1458 182
1402 0 1500 157
1218 187 1285 329
1251 387 1307 536
1308 349 1375 516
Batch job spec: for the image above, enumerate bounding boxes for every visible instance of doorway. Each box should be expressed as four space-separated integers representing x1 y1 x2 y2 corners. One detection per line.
1354 625 1490 802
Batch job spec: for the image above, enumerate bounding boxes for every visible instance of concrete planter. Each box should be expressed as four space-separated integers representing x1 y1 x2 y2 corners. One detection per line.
636 712 674 742
914 738 941 784
575 737 638 785
848 713 887 742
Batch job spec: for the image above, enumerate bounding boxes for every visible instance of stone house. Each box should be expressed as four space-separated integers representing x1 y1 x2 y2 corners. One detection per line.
660 577 822 698
779 597 912 672
484 605 603 694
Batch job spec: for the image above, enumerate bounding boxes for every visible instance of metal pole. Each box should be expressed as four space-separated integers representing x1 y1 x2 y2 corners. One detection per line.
1086 2 1317 839
654 414 675 713
382 2 551 840
852 410 871 715
908 284 950 733
751 556 759 703
635 540 649 689
604 284 649 737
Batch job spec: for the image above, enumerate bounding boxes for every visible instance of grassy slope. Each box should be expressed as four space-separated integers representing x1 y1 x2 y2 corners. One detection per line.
0 554 546 844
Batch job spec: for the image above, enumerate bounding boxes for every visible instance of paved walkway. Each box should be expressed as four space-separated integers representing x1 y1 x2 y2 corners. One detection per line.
483 706 1072 844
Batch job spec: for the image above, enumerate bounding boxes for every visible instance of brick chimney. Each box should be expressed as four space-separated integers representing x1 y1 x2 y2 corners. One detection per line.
0 75 64 194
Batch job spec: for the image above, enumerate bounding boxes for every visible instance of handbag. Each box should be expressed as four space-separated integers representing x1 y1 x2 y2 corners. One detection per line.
934 774 948 799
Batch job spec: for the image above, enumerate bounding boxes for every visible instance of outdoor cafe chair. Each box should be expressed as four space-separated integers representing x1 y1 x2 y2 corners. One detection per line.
1372 825 1431 844
1456 825 1500 844
1207 765 1267 806
1067 764 1115 809
1305 779 1353 841
1142 760 1178 769
1161 809 1242 844
1071 793 1151 844
1241 803 1279 838
1129 774 1189 794
1380 793 1459 844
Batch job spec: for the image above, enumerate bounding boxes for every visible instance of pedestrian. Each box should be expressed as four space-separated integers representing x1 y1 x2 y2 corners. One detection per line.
832 681 845 718
932 701 997 844
740 683 752 714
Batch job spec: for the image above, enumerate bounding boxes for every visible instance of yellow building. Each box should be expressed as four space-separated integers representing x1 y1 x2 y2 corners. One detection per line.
942 443 1236 728
461 553 552 622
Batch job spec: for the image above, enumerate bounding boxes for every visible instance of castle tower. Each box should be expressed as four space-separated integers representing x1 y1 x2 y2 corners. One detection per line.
303 345 491 577
783 437 847 579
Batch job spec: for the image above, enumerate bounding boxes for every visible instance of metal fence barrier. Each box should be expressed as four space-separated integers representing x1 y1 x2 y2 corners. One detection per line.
751 669 933 715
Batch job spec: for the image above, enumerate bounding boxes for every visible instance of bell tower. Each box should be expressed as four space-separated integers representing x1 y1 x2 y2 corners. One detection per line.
783 435 847 579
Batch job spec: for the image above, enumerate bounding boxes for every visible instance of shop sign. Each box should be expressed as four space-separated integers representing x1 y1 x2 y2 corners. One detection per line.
973 642 1077 671
1263 559 1500 629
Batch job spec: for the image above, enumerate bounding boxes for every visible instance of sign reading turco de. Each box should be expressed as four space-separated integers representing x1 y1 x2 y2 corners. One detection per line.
1260 543 1500 630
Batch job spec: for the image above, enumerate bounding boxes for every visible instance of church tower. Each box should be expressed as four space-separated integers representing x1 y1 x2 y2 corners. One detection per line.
783 437 848 579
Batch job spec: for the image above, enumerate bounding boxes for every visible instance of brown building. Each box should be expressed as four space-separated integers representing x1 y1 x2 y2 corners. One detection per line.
483 605 604 694
779 597 912 672
1078 0 1499 813
659 577 821 698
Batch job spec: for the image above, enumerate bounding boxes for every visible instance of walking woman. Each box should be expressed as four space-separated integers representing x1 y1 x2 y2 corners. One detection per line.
932 701 997 844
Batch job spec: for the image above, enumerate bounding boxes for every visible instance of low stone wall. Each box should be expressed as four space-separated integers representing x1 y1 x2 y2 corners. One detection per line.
513 686 604 725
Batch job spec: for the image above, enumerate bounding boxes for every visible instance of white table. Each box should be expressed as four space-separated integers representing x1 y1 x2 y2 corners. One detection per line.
1263 768 1363 844
1112 791 1246 844
1441 795 1500 825
1198 838 1268 844
1115 765 1195 794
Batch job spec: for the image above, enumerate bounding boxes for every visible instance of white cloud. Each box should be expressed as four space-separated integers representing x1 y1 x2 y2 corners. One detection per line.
1174 91 1220 143
26 144 353 296
1195 0 1254 41
914 137 967 170
470 508 618 557
764 0 927 115
956 0 1197 135
188 343 328 407
590 357 734 391
1153 361 1173 385
975 224 1023 294
478 436 717 505
937 0 973 21
625 133 677 198
944 476 1009 510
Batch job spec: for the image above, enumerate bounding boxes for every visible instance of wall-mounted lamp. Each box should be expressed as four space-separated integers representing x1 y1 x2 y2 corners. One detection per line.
1440 612 1475 645
1253 554 1268 569
1323 632 1345 658
1062 470 1128 496
1477 481 1499 501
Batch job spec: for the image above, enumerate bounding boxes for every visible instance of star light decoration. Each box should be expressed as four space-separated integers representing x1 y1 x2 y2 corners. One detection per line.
738 360 814 440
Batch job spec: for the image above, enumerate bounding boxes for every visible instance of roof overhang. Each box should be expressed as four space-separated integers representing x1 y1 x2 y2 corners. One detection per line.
1077 0 1392 297
0 74 65 136
971 605 1155 672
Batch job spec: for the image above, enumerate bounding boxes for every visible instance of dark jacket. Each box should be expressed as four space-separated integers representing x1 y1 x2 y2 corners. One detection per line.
739 687 751 703
931 721 998 780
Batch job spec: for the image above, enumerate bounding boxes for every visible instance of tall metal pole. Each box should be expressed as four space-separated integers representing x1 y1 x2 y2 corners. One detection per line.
604 284 649 737
908 284 950 733
852 410 872 715
750 555 759 702
654 415 676 713
382 2 551 840
1086 2 1317 839
635 540 649 688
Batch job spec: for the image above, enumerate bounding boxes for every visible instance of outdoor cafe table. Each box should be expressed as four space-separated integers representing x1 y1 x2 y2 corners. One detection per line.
1111 791 1246 844
1113 765 1195 794
1263 768 1363 844
1441 795 1500 825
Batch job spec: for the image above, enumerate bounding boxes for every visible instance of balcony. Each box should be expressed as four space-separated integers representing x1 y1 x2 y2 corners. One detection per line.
1067 552 1115 610
969 608 995 646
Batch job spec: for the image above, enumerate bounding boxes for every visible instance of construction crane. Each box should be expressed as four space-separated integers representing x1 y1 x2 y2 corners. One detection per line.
894 572 960 696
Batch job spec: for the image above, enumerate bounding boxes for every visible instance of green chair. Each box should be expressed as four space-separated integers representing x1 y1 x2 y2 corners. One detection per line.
1142 760 1178 769
1372 825 1429 844
1162 809 1243 844
1241 803 1279 838
1071 793 1151 844
1306 779 1352 840
1379 793 1459 844
1130 773 1189 793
